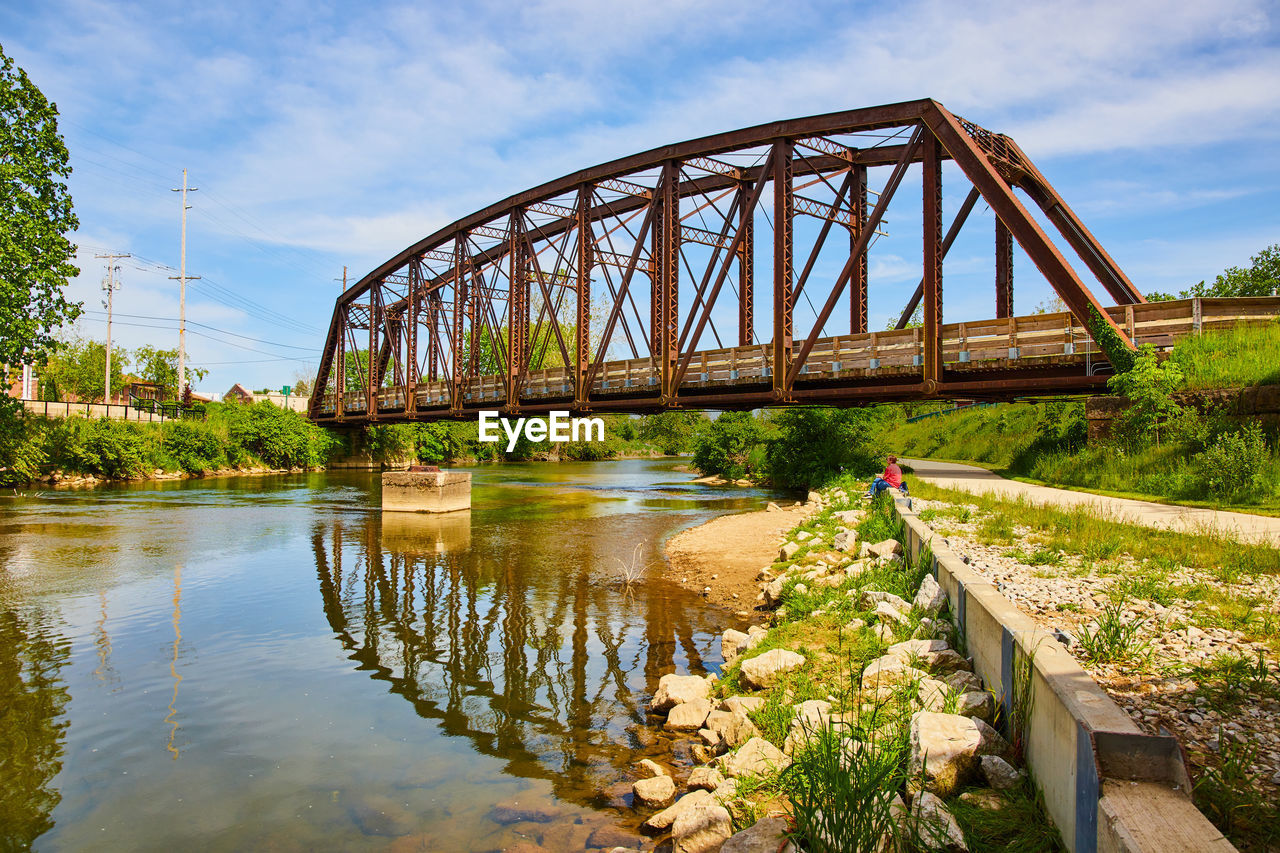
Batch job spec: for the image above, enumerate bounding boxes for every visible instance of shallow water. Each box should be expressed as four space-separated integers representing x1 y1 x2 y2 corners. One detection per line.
0 460 782 851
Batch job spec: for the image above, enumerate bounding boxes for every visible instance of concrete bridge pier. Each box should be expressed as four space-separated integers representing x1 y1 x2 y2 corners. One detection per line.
381 467 471 513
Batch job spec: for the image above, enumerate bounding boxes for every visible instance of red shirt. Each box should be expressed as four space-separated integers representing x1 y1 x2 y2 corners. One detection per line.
882 463 902 488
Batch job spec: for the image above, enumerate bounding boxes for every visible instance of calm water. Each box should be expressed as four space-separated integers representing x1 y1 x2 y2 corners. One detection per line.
0 460 780 851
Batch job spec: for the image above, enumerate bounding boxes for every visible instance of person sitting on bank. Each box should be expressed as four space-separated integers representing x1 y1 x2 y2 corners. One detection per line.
867 455 905 498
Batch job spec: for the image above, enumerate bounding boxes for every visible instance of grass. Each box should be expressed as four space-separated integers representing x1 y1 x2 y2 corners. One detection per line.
1171 320 1280 391
1074 596 1152 667
949 777 1066 853
1181 650 1280 709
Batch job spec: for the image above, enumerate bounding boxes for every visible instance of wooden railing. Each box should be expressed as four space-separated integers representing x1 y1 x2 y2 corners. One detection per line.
317 297 1280 415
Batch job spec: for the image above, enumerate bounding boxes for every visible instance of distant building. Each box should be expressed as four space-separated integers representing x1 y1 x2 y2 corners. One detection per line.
3 364 39 399
222 383 308 413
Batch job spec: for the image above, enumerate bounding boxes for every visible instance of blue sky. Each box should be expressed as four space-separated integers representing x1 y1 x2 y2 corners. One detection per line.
3 0 1279 395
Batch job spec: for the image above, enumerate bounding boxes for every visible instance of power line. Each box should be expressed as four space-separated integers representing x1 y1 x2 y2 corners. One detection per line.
80 310 316 350
75 316 316 362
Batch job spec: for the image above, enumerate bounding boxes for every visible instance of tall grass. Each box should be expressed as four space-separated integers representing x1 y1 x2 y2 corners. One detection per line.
1171 321 1280 390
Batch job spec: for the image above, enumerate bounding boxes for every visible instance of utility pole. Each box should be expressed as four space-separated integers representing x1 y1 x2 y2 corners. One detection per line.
334 265 347 290
169 170 199 400
95 252 130 402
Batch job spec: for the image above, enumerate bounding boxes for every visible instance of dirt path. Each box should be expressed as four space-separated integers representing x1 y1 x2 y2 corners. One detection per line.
905 457 1280 546
664 503 813 621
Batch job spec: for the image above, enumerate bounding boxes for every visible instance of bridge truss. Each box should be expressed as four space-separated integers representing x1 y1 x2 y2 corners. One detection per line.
310 99 1151 424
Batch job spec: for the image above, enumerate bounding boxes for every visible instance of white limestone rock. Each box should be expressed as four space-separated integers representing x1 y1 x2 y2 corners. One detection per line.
740 648 806 690
722 736 792 778
909 711 1009 797
720 816 790 853
914 574 948 615
980 755 1026 791
665 698 713 731
912 791 969 851
652 673 712 712
672 803 733 853
633 774 677 809
868 538 904 559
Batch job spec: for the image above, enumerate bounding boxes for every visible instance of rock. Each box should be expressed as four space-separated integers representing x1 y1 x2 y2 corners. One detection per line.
779 541 800 561
490 798 562 824
673 803 733 853
861 655 927 690
723 737 792 778
912 791 968 851
873 600 911 626
873 623 896 643
833 529 856 551
722 695 766 716
653 674 712 712
588 824 644 848
918 678 950 712
766 502 780 512
861 589 911 611
957 789 1008 811
666 698 714 731
784 699 837 754
636 758 666 778
944 671 983 693
857 541 874 560
889 639 951 658
350 793 416 836
688 766 727 791
642 789 714 832
980 755 1026 790
740 648 806 690
721 815 790 853
633 774 677 809
846 617 867 632
722 629 751 660
833 510 861 524
691 744 718 764
957 691 994 722
764 577 786 606
705 709 760 749
868 539 904 559
914 574 947 615
910 712 1009 797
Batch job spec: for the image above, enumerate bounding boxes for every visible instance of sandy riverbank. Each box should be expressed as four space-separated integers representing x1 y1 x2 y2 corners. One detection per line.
664 501 814 617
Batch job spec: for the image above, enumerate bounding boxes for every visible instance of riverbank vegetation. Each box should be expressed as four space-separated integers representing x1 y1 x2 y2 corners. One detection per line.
0 400 335 484
690 407 889 489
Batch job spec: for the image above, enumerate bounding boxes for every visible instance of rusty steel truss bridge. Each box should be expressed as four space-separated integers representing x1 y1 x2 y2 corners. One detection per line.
309 99 1276 425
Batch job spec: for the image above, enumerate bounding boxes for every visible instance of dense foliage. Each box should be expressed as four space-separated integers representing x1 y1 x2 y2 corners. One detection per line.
36 336 205 403
0 401 335 484
689 407 887 488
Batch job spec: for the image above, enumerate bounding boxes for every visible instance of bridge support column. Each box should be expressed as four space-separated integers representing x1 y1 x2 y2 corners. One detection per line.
851 163 868 334
738 181 754 346
772 139 794 396
382 469 471 513
922 133 944 391
996 217 1013 318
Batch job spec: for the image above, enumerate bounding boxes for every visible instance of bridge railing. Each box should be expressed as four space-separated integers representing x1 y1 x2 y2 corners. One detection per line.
313 297 1280 416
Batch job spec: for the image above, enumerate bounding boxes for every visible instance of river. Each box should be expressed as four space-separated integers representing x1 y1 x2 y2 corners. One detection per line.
0 460 782 851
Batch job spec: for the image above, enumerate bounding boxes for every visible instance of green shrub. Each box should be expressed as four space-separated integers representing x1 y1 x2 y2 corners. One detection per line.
764 407 885 489
692 411 766 480
162 422 226 473
1193 424 1271 500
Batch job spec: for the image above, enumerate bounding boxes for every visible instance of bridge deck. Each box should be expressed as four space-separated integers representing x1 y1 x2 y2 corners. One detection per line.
312 296 1278 422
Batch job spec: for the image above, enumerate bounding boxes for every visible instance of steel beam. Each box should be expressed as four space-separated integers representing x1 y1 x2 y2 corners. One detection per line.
852 164 869 334
739 181 754 346
922 134 943 390
996 216 1013 318
773 139 794 397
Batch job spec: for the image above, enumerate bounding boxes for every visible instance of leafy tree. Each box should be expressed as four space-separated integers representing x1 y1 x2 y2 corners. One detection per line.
638 410 710 454
1106 344 1186 447
692 411 766 480
133 344 205 399
0 44 81 387
38 336 127 402
764 407 885 489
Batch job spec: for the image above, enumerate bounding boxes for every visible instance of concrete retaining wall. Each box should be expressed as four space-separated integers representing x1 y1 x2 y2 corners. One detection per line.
892 495 1234 853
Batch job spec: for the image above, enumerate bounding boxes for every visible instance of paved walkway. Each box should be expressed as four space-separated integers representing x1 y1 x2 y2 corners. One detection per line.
903 457 1280 547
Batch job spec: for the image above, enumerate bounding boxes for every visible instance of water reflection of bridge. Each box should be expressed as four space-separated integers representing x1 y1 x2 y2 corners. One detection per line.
311 511 719 807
